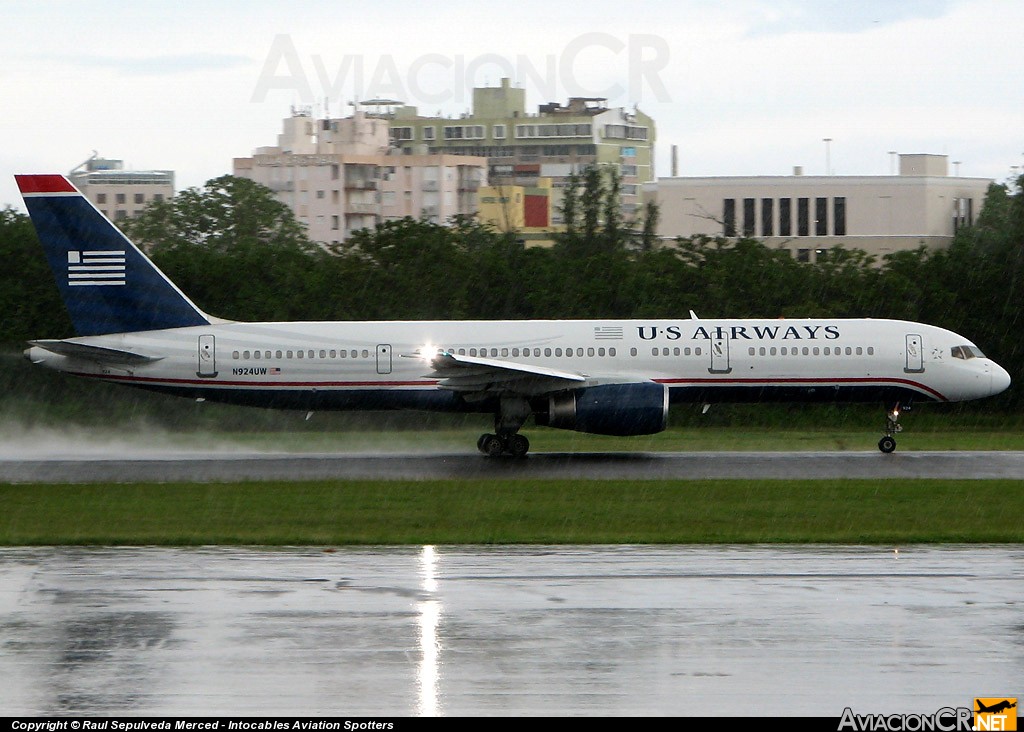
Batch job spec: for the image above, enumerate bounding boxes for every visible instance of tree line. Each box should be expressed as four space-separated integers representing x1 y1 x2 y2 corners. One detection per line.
1 172 1022 407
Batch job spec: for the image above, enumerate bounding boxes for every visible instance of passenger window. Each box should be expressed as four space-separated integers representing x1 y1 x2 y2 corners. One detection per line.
329 350 336 358
813 347 820 355
598 347 606 357
684 347 692 356
287 350 294 359
555 348 563 357
501 348 509 357
254 351 261 360
867 347 874 355
297 351 304 359
824 347 830 356
362 350 369 358
802 347 809 355
630 348 637 357
609 348 616 357
695 347 702 356
652 348 659 356
749 347 755 356
845 347 852 355
770 347 777 356
277 350 284 359
856 347 862 356
759 347 766 356
232 351 240 359
577 348 584 357
545 348 552 357
672 347 680 356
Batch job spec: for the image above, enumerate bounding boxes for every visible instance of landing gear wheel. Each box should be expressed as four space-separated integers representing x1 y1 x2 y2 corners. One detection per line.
507 434 530 458
477 433 489 453
878 435 897 454
479 434 505 457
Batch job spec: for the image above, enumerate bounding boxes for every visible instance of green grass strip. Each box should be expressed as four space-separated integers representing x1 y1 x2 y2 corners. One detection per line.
2 479 1022 545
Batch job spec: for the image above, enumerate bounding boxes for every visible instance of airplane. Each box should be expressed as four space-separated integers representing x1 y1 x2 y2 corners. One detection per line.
16 173 1011 457
976 700 1017 715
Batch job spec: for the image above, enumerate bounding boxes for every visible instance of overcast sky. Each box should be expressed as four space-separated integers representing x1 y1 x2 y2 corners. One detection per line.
3 0 1022 210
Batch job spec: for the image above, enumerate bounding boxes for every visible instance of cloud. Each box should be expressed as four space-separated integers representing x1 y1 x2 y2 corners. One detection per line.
743 0 955 37
53 52 252 76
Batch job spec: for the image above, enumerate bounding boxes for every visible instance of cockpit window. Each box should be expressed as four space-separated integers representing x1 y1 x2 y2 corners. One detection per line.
951 345 986 360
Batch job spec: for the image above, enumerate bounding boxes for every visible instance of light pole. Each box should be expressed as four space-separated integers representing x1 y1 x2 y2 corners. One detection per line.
823 138 832 175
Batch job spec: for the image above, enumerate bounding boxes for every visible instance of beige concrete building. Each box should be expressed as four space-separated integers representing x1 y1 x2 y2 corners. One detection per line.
646 154 992 262
233 109 487 246
69 155 174 221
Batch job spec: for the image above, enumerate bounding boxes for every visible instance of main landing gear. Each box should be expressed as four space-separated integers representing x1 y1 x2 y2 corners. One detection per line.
477 396 531 457
878 403 907 453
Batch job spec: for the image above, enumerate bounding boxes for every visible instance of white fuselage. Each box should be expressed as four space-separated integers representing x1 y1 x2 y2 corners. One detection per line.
27 317 1010 411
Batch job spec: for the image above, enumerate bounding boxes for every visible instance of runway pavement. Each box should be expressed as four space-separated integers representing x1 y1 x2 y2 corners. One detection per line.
1 544 1020 716
2 449 1024 482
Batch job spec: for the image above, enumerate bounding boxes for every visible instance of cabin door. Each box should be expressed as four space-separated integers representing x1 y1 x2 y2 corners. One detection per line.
376 344 393 375
709 333 732 374
197 334 218 378
905 334 924 373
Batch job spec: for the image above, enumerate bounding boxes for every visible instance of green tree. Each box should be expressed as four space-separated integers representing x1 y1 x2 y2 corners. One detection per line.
0 207 74 344
120 176 326 321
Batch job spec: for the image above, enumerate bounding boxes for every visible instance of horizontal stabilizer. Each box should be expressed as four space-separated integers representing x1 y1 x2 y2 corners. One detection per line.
29 339 164 365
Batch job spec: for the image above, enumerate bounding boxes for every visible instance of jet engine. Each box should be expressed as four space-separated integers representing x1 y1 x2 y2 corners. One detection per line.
538 382 669 436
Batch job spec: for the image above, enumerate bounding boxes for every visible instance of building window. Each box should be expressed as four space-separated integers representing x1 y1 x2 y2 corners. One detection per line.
115 210 127 220
116 193 126 204
815 197 828 235
797 248 810 263
154 194 164 203
422 126 435 141
834 197 846 236
331 215 339 230
779 198 791 236
134 193 144 204
723 199 736 237
797 198 809 236
492 124 505 140
390 127 413 141
97 193 107 204
761 198 773 237
742 198 755 237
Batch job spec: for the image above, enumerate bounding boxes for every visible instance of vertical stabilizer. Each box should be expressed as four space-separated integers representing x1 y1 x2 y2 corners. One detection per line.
16 174 210 336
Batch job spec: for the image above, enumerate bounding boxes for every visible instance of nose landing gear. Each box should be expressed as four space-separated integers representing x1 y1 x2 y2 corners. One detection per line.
878 403 907 453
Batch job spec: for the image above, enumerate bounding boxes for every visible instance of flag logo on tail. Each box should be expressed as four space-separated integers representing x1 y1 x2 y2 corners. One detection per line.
67 250 126 286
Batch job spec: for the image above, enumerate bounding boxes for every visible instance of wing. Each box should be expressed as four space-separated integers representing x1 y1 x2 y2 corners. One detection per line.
28 339 164 365
422 350 586 396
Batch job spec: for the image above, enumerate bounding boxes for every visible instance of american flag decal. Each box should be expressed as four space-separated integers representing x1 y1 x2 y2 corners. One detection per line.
67 250 126 286
269 367 281 375
594 326 624 340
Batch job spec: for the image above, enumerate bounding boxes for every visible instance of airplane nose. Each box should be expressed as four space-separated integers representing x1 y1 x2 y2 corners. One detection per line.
991 363 1011 396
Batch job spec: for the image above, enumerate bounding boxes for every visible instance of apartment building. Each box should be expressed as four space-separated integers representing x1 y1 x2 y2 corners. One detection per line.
69 155 174 221
233 109 487 246
383 78 655 222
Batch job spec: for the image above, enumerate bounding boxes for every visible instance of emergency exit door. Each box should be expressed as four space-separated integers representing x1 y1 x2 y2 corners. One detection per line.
197 335 217 378
376 344 392 375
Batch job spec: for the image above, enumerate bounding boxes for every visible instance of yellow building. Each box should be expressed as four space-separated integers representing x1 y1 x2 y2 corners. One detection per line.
477 178 560 247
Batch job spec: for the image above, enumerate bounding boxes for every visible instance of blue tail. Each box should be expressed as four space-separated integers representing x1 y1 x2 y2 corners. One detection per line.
16 174 210 336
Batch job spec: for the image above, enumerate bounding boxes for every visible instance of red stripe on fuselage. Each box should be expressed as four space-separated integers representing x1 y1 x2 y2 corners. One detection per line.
15 175 78 194
653 376 948 401
70 372 439 389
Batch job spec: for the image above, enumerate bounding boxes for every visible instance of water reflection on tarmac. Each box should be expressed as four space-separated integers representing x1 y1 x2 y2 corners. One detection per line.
0 545 1021 717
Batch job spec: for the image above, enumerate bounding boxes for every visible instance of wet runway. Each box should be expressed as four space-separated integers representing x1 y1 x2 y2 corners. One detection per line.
1 545 1020 717
4 450 1024 482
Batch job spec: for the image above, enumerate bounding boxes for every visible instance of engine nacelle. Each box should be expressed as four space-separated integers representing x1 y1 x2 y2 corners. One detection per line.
539 382 669 436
